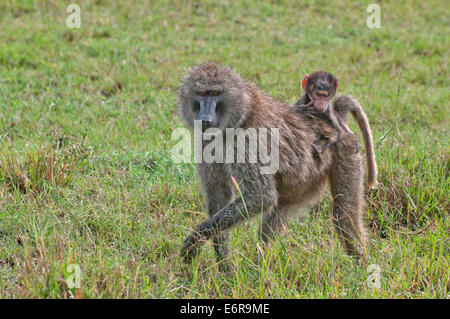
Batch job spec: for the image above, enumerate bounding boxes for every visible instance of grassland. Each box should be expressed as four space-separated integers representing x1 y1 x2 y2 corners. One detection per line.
0 0 448 298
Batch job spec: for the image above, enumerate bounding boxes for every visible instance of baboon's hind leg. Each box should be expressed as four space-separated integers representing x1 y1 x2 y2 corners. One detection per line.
330 137 368 257
259 207 287 244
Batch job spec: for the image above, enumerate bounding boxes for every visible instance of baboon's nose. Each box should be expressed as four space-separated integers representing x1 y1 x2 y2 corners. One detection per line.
201 120 213 131
201 119 213 131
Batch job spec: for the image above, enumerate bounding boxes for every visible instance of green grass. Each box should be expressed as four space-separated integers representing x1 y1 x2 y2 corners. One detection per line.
0 0 448 298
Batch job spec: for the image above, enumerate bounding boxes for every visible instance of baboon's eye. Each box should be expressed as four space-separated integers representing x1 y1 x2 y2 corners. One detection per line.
198 91 207 96
211 91 221 96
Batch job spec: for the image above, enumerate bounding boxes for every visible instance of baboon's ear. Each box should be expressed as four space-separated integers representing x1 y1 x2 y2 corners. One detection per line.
336 78 339 90
301 74 309 90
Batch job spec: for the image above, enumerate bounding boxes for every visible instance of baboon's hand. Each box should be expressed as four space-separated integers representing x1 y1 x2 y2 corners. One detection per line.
181 233 202 263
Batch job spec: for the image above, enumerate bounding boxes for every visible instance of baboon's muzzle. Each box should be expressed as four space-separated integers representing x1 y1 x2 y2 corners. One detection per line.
196 97 218 128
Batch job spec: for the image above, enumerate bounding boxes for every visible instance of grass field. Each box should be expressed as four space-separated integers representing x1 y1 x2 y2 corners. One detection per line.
0 0 448 298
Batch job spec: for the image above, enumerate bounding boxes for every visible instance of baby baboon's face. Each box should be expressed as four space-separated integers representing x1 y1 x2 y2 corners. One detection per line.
302 71 338 113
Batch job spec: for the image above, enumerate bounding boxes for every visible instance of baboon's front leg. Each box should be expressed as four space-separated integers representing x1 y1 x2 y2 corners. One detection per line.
181 197 247 263
329 135 367 257
196 163 233 270
181 164 277 263
207 188 233 270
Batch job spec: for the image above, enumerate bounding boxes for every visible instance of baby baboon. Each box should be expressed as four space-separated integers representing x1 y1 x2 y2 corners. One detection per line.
177 63 376 269
294 71 351 155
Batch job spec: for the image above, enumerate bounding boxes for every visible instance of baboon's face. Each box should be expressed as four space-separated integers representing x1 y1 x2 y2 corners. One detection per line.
191 89 224 129
305 71 338 113
178 63 250 131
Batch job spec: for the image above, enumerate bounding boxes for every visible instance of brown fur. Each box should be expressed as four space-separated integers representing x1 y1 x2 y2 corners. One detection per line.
178 63 372 269
294 71 351 155
294 93 378 189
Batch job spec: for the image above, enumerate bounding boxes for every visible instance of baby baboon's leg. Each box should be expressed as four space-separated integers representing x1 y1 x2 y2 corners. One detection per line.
329 136 368 257
312 118 341 155
313 138 335 155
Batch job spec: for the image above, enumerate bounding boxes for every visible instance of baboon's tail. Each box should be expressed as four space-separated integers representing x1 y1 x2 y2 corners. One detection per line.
334 95 378 188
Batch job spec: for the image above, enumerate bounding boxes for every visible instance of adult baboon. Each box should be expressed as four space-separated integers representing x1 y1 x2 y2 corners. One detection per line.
177 62 376 268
